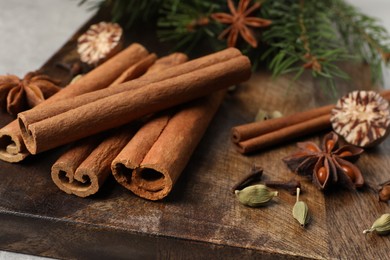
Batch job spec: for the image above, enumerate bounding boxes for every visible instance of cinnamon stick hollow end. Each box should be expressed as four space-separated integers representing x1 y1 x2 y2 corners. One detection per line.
0 122 29 162
111 162 173 200
52 163 101 197
132 166 173 201
51 137 101 197
112 91 226 200
231 127 243 144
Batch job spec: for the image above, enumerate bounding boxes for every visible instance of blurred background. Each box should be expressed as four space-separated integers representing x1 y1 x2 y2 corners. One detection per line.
0 0 389 259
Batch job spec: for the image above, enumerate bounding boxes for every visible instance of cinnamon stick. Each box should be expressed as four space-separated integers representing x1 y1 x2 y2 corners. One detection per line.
231 104 335 143
51 53 188 197
235 114 331 154
51 126 136 197
0 43 149 162
19 50 251 154
112 91 226 200
232 89 390 154
17 48 242 127
109 53 157 86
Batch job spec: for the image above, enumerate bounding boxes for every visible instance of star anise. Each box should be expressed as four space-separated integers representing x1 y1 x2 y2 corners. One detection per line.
0 71 60 116
211 0 272 48
282 132 364 190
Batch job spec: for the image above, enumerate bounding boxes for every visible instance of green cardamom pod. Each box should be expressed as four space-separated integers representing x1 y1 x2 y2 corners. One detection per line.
293 201 309 226
292 188 310 227
235 184 278 207
271 110 283 119
254 109 270 122
363 213 390 235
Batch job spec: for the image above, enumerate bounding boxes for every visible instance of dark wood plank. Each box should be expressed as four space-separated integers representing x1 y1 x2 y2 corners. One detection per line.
1 11 390 260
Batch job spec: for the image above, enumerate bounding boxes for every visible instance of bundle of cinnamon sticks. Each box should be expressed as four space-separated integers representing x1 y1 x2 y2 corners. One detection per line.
0 43 149 162
52 52 189 198
231 91 390 154
1 43 251 200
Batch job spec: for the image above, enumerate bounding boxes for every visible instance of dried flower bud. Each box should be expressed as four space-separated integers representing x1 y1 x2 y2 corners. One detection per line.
77 22 123 65
363 213 390 235
235 184 278 207
331 90 390 147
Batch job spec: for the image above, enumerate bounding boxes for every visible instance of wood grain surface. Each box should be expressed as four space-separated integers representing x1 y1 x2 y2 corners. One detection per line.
0 12 389 260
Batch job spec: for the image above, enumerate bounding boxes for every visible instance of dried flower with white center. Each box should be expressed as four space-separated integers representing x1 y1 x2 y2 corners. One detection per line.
331 90 390 147
77 22 123 65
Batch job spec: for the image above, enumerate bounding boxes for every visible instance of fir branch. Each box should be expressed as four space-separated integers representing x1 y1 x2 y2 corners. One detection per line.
157 0 222 52
260 0 350 91
77 0 390 91
330 0 390 82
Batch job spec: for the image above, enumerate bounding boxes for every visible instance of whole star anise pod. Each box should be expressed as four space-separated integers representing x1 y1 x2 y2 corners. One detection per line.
211 0 272 48
282 132 364 190
0 71 60 116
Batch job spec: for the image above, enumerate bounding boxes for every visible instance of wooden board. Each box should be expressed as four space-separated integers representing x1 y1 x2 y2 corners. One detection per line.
1 12 390 260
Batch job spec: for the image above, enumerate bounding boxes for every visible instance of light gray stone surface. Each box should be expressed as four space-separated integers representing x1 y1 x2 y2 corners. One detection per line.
0 251 50 260
0 0 95 77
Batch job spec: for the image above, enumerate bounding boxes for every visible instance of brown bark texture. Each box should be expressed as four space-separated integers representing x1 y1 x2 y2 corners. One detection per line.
112 91 226 200
18 49 251 154
0 43 148 162
51 53 188 197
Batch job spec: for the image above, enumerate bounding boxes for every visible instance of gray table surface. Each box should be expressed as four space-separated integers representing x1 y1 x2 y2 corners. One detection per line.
0 0 389 259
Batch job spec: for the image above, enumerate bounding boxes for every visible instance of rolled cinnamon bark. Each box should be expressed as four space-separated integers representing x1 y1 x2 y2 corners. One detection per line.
231 104 335 143
231 89 390 154
51 136 101 195
51 53 188 197
52 126 135 197
109 53 157 86
0 43 149 162
19 51 251 154
17 48 241 126
234 114 331 154
112 91 226 200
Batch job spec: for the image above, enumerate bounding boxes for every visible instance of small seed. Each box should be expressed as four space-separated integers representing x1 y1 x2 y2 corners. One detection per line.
339 151 353 157
306 144 318 153
379 185 390 202
341 165 356 182
326 139 335 152
317 166 327 185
